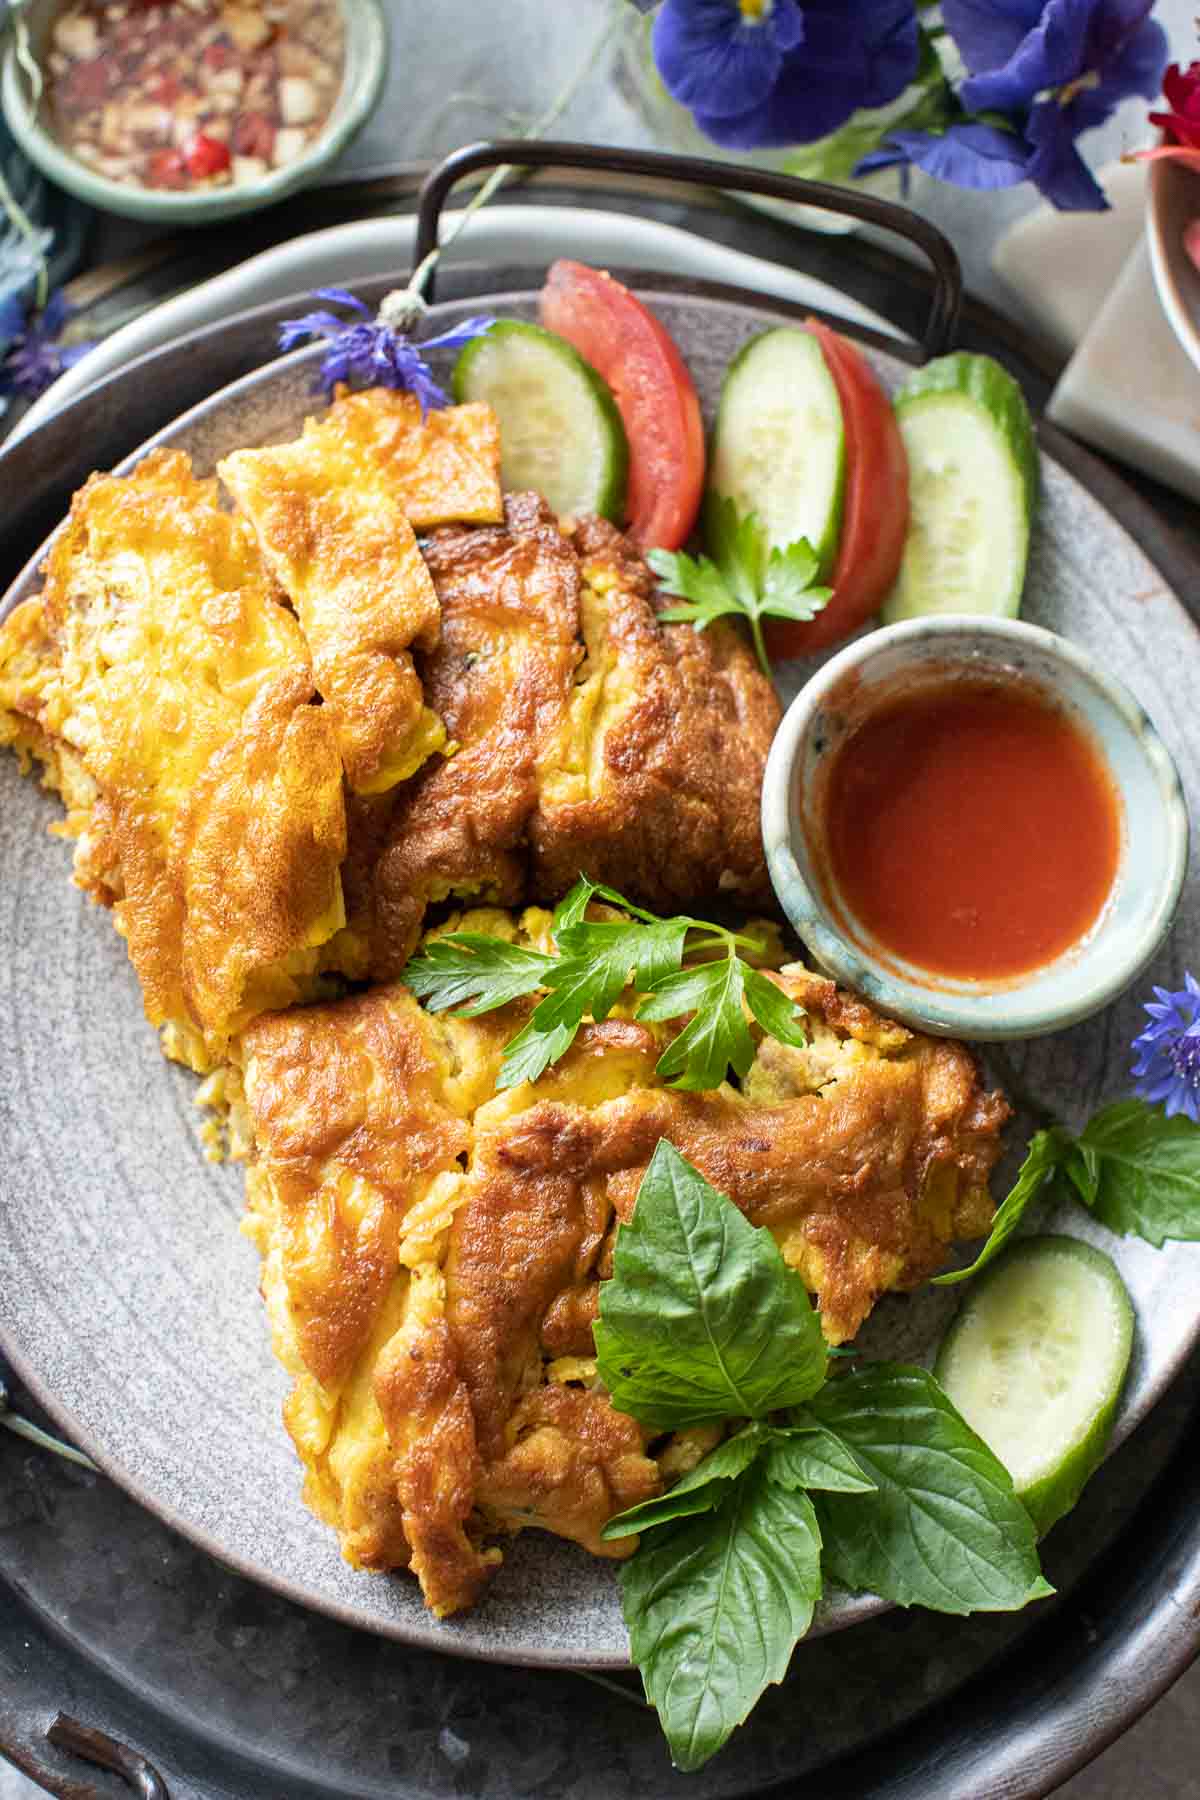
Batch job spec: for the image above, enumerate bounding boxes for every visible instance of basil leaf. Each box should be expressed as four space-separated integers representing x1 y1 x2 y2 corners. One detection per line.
602 1425 769 1541
807 1364 1048 1614
594 1142 828 1429
742 966 809 1050
621 1463 822 1772
767 1422 877 1493
934 1128 1071 1285
1076 1099 1200 1246
640 956 756 1092
401 934 555 1015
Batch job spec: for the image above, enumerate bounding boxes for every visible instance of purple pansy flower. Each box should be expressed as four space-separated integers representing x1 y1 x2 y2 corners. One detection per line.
1131 973 1200 1122
278 288 495 411
652 0 920 150
948 0 1167 207
858 119 1037 189
0 289 95 400
860 0 1167 209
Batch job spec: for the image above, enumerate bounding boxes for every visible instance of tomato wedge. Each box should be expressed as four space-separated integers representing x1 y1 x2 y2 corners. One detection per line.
540 260 704 550
765 321 909 658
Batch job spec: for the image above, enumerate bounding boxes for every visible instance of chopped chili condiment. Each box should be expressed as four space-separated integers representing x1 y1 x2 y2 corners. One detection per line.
42 0 345 192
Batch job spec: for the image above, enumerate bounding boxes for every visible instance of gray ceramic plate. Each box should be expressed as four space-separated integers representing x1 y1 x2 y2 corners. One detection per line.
1 285 1198 1670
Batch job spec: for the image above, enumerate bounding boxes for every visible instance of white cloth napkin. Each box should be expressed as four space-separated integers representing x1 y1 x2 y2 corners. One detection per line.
992 159 1200 500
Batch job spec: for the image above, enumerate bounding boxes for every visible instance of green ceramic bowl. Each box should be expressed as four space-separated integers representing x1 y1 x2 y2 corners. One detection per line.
0 0 386 224
762 617 1190 1040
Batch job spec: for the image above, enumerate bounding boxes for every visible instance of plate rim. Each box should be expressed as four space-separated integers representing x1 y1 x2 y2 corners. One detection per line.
3 267 1199 1675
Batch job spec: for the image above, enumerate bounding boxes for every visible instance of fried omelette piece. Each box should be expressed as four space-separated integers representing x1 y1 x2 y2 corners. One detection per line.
347 492 582 978
344 501 779 977
240 984 515 1609
240 923 1007 1616
219 422 446 795
0 449 347 1067
323 386 504 528
531 514 781 910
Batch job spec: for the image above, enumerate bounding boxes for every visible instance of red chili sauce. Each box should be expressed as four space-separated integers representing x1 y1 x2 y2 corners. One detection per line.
823 677 1122 982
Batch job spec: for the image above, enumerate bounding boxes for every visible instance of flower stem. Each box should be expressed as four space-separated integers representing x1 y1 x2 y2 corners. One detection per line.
14 9 43 105
406 0 624 304
2 1409 98 1472
0 160 48 310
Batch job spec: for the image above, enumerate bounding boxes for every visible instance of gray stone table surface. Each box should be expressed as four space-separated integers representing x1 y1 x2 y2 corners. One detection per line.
6 0 1200 1794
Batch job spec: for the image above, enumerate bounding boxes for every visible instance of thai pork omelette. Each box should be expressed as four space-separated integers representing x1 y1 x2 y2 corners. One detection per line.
0 388 1009 1616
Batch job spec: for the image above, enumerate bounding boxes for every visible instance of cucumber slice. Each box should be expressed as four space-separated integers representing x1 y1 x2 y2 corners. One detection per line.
935 1235 1133 1537
882 352 1039 624
452 320 628 521
708 327 845 575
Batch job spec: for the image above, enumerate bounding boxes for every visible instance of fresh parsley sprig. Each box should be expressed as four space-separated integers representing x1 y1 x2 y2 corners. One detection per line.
401 875 808 1094
595 1143 1049 1772
647 496 831 676
936 1097 1200 1285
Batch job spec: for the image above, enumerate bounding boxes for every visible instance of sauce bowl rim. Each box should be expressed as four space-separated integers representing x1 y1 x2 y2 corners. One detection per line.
761 615 1191 1040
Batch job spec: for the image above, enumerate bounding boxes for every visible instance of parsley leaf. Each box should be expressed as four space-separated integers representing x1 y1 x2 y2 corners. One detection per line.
551 873 661 936
742 966 811 1049
1074 1099 1200 1245
601 1424 770 1541
620 1464 823 1772
400 933 555 1016
638 955 755 1092
806 1364 1049 1615
594 1142 827 1430
648 495 830 676
552 917 689 1014
401 876 805 1096
934 1128 1072 1285
497 1015 575 1090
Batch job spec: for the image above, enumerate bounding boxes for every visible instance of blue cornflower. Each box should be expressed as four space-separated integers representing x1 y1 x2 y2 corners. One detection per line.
277 288 494 411
652 0 920 151
0 289 95 400
1131 973 1200 1122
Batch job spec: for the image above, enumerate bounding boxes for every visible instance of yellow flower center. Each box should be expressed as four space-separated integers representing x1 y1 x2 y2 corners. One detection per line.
740 0 770 21
1058 68 1101 107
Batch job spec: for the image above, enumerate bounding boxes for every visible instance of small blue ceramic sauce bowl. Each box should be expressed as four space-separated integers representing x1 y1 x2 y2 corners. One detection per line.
761 617 1189 1040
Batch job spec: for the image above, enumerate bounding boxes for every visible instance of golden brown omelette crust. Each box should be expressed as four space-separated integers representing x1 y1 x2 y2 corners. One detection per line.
339 497 781 975
240 985 471 1391
531 514 780 910
322 386 504 529
239 955 1007 1617
355 492 583 977
0 449 347 1063
219 424 446 795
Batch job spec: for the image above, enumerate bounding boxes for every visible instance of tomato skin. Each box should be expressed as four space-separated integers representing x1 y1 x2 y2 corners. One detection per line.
765 320 909 658
185 132 232 179
540 259 704 550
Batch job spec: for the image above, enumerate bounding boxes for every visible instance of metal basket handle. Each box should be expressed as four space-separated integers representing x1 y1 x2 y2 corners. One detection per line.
413 139 962 360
